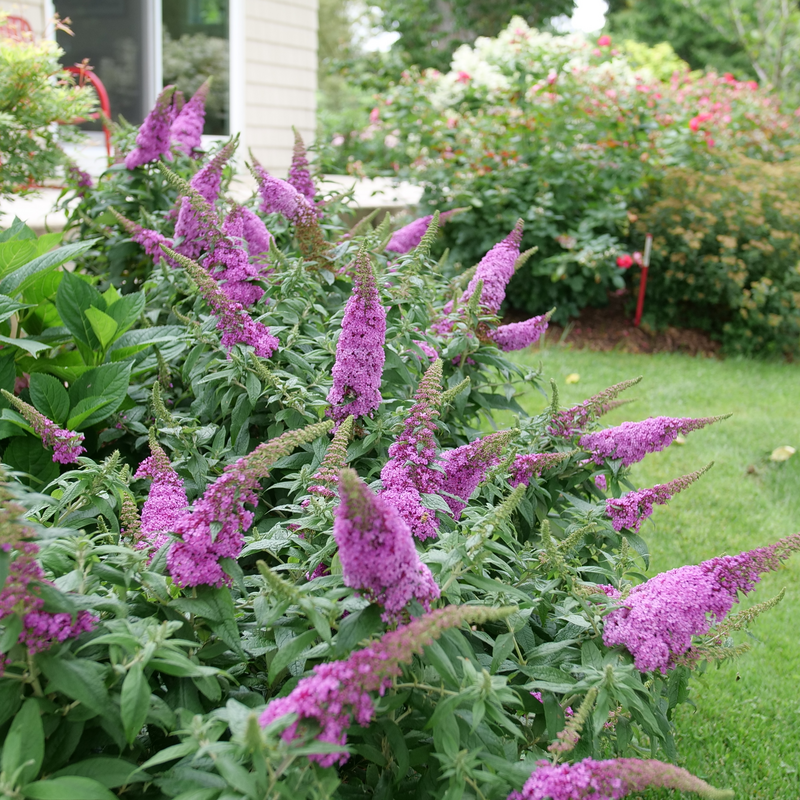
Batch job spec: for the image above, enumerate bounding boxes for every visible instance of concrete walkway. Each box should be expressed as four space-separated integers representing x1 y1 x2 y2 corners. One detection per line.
0 172 423 236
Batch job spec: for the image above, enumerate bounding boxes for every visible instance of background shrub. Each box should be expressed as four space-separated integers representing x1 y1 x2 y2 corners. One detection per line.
633 154 800 355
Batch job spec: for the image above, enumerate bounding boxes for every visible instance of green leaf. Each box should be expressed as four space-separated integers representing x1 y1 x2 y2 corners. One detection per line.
3 436 60 488
491 632 516 674
0 353 15 403
29 374 70 426
66 396 113 431
51 758 143 789
0 613 22 652
104 292 145 337
67 363 131 427
0 293 34 324
120 663 150 746
2 698 44 785
193 586 246 657
22 777 117 800
0 679 23 727
36 654 113 721
0 239 98 297
55 271 107 349
84 307 119 350
137 742 198 772
379 719 410 782
0 334 50 356
268 628 319 683
334 603 382 656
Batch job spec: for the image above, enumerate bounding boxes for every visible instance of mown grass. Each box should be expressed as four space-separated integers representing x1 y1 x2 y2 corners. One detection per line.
511 344 800 798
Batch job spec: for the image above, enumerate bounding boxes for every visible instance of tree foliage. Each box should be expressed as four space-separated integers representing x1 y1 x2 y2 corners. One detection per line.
373 0 576 71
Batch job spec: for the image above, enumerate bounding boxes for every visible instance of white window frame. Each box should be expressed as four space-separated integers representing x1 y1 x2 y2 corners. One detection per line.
47 0 244 149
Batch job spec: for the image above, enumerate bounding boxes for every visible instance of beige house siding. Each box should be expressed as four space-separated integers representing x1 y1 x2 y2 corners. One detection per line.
244 0 318 174
0 1 48 37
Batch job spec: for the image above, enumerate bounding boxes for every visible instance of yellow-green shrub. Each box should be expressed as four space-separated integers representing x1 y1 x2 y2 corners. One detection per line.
632 154 800 355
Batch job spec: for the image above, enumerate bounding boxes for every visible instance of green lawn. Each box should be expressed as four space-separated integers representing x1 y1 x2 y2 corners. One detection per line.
512 345 800 798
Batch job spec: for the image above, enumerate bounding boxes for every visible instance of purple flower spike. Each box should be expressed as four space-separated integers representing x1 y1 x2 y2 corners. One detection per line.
207 205 264 307
580 415 728 467
334 468 440 621
1 390 85 464
162 245 278 358
549 377 641 438
437 430 514 518
509 452 568 488
602 532 800 673
125 85 177 169
260 606 503 767
170 78 210 156
111 209 176 266
380 359 443 540
288 127 316 206
134 435 188 554
508 757 733 800
327 247 386 423
490 310 551 351
385 209 459 254
606 464 711 532
239 206 273 268
167 422 332 587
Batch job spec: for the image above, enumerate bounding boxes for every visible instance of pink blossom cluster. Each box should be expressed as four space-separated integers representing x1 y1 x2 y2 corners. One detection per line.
508 757 731 800
112 211 176 267
379 360 442 540
1 541 94 657
580 415 724 467
288 129 316 206
162 245 278 358
170 78 209 156
327 249 386 422
548 379 640 438
489 312 550 352
333 469 439 620
133 440 188 554
606 467 708 532
1 391 85 464
259 606 481 766
437 431 512 518
509 452 567 488
206 206 265 307
126 82 210 169
167 422 332 587
125 85 177 169
385 210 458 254
602 533 800 672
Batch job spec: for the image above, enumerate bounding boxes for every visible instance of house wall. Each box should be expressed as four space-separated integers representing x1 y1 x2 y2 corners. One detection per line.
0 0 47 37
243 0 318 174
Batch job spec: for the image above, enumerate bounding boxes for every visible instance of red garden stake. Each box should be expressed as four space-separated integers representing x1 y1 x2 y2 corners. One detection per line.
634 233 653 327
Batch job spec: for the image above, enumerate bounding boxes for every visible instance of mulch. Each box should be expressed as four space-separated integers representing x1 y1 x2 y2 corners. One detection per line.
510 293 722 358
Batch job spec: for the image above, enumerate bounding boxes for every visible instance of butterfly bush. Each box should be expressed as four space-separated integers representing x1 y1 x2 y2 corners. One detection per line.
333 468 439 619
580 415 728 467
1 391 85 464
170 78 209 156
602 533 800 672
509 758 733 800
327 246 386 423
10 108 795 799
125 85 177 169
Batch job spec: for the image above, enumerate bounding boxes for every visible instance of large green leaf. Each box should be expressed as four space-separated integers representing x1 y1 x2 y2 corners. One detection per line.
66 396 113 431
55 271 106 349
0 334 50 357
106 326 184 362
105 292 145 337
67 363 131 427
29 374 70 426
120 664 150 746
51 759 142 789
36 654 113 720
2 698 44 785
0 239 98 298
0 217 35 243
22 777 117 800
84 307 118 349
3 436 59 487
0 293 34 324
